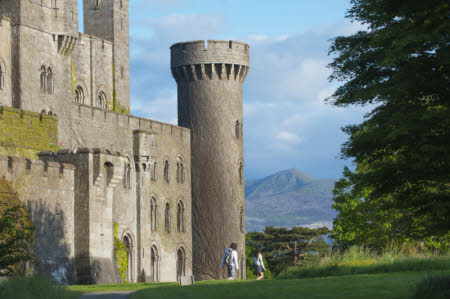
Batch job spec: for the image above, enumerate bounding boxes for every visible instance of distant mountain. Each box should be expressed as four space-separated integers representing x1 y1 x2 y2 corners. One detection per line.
245 169 336 232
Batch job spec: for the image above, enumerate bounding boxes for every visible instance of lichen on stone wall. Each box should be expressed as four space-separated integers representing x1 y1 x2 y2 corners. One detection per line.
114 222 128 283
0 107 60 160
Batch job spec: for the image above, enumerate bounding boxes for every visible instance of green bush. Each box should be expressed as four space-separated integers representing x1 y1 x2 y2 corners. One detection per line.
413 274 450 299
0 275 81 299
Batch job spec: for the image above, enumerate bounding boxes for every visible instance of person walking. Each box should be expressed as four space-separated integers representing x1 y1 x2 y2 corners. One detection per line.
253 248 266 280
221 243 239 280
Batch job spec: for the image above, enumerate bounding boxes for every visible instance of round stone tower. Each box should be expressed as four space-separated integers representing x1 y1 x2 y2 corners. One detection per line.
171 40 249 280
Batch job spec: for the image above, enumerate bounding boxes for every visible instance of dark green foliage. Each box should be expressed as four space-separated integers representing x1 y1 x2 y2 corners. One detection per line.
0 178 35 275
246 226 330 276
114 222 128 283
413 274 450 299
328 0 450 249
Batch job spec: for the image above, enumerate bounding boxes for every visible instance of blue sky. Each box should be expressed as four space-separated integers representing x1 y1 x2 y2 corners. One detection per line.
79 0 370 180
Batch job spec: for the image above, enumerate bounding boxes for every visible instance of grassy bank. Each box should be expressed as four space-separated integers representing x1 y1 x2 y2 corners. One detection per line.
0 275 82 299
129 271 450 299
278 246 450 279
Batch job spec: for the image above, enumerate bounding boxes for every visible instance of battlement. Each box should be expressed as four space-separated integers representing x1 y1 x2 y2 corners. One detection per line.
171 40 250 67
72 103 190 136
0 155 75 190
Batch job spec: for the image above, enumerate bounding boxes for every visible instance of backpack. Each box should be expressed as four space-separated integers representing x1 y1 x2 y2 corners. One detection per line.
225 249 234 266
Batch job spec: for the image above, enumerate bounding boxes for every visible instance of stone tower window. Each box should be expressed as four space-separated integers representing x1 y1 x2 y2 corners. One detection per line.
96 0 102 9
235 120 240 139
151 162 157 181
177 200 185 233
164 160 169 183
240 206 244 233
123 163 131 189
176 247 186 280
150 197 157 231
40 66 47 91
46 68 54 93
239 161 243 184
97 91 108 109
120 0 123 8
74 86 84 104
0 62 4 90
164 203 170 233
121 67 124 79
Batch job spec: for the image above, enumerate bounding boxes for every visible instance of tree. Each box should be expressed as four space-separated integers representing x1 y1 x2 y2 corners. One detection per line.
0 177 35 275
328 0 450 249
246 226 330 276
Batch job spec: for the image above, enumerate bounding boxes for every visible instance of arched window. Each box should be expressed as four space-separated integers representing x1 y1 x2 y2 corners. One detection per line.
164 160 169 183
180 163 185 183
239 162 243 184
46 67 53 93
104 162 114 186
176 247 186 280
235 120 240 139
164 203 170 233
97 91 108 109
177 200 185 233
151 245 159 282
0 62 4 90
150 197 157 231
40 66 46 91
74 86 84 104
123 235 133 282
240 206 244 233
96 0 102 8
120 0 123 8
176 162 180 183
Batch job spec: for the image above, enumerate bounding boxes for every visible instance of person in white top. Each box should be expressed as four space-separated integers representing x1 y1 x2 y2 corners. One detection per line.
221 242 239 280
252 248 266 280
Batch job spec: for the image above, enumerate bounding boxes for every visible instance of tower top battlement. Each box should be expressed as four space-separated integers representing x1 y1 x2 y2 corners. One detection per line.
171 40 250 68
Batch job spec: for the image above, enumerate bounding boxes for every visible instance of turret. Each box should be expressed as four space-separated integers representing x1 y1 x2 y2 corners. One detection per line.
171 40 250 280
83 0 130 111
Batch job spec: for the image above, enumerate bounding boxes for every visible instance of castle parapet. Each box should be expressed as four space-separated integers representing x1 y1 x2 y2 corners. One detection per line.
171 40 249 83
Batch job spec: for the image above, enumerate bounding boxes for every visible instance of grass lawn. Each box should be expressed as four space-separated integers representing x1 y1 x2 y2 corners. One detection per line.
66 271 448 299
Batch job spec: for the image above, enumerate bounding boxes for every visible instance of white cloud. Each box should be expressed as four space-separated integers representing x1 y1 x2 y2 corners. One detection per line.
276 131 303 145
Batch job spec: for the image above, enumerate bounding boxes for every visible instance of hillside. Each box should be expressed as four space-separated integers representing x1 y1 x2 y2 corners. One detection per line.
245 169 336 231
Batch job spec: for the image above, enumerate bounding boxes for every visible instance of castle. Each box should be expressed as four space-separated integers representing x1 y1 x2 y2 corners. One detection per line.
0 0 249 284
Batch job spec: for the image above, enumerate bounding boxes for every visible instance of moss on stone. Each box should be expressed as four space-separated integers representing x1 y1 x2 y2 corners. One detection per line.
0 107 59 159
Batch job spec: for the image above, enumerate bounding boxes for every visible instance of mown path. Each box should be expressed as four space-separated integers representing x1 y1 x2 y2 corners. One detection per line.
79 291 135 299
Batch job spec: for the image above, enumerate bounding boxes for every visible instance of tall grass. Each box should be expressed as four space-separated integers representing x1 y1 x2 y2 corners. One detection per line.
278 244 450 279
0 275 82 299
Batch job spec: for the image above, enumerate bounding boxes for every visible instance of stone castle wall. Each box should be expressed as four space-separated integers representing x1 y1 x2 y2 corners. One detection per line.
0 154 76 284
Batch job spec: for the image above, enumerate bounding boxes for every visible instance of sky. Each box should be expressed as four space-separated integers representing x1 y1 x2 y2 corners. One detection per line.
78 0 371 180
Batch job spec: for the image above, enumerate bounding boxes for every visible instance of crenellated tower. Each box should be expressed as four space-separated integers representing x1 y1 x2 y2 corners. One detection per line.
171 40 250 280
83 0 130 111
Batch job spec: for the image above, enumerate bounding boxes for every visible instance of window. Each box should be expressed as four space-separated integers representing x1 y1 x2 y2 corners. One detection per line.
176 247 186 280
177 200 185 233
151 162 157 181
235 120 240 139
151 245 159 282
176 162 180 183
240 206 244 233
164 203 170 233
74 86 84 104
239 162 243 184
150 197 157 231
123 163 131 189
164 160 169 183
0 62 4 90
176 157 185 184
96 0 102 8
97 91 108 109
40 66 46 91
46 68 53 93
121 67 124 79
120 0 123 8
180 163 185 183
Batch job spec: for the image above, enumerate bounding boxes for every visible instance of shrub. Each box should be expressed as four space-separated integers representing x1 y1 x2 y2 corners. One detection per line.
413 274 450 299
